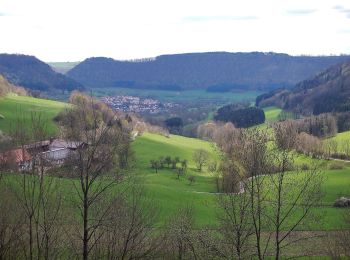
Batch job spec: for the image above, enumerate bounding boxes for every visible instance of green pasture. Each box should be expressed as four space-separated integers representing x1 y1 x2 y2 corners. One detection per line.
0 93 67 135
132 133 350 229
263 106 282 122
90 87 262 104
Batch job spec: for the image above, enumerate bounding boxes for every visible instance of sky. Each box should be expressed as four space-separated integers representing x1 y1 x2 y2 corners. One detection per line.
0 0 350 61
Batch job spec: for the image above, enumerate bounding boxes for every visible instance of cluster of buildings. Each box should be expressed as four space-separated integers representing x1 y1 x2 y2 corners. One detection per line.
0 139 86 171
101 95 176 114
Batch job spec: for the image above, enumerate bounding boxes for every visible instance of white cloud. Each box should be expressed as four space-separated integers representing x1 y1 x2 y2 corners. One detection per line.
0 0 349 61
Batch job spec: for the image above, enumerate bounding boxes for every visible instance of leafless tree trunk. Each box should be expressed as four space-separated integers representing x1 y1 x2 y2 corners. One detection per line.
163 206 198 260
7 111 63 259
0 182 22 260
217 187 254 259
95 183 160 260
59 94 131 260
214 126 324 259
267 150 323 259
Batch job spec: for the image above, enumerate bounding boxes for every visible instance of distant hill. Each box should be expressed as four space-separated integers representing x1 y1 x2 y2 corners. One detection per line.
256 61 350 115
67 52 350 91
0 54 84 92
48 61 80 74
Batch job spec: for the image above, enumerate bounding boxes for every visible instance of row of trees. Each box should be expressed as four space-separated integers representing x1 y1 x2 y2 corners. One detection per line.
150 156 188 177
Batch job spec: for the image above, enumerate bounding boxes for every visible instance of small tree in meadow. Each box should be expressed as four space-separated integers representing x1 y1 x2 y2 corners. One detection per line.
193 149 209 172
164 156 172 168
188 176 195 185
181 160 188 173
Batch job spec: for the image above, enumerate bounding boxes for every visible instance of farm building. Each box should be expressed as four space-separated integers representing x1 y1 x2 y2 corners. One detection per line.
0 148 32 171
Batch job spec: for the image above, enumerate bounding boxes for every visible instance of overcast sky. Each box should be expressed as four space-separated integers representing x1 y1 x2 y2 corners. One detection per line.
1 0 350 61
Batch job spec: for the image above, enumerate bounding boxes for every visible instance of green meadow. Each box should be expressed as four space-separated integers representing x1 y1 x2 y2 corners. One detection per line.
0 93 67 135
329 130 350 144
263 106 282 122
90 87 262 104
1 95 350 230
132 132 350 229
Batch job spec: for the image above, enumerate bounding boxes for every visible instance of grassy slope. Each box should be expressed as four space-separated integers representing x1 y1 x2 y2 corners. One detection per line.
329 130 350 144
132 133 219 226
264 106 282 122
91 87 262 104
0 93 66 135
132 133 350 229
1 95 349 230
48 62 80 74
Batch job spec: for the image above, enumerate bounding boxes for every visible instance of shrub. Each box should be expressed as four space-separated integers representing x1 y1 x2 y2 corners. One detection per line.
301 164 309 171
329 162 344 170
188 176 195 185
333 197 350 207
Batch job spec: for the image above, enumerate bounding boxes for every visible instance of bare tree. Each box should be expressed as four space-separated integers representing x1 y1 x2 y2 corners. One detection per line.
267 150 323 259
163 206 198 260
217 189 254 259
213 126 324 259
97 184 160 260
192 149 209 172
326 208 350 258
0 183 22 260
59 95 131 260
274 121 298 151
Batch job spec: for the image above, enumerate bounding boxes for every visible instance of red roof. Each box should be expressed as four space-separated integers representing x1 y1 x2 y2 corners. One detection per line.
0 148 32 164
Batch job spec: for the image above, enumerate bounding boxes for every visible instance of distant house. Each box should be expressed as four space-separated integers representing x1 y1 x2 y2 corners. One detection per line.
1 139 88 170
0 148 32 171
24 140 51 154
41 139 87 165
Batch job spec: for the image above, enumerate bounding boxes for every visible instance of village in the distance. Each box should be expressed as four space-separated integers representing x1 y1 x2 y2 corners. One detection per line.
101 95 178 114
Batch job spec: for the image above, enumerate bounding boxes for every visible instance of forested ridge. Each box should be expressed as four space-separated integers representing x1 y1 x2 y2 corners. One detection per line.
67 52 350 90
256 60 350 115
0 54 84 92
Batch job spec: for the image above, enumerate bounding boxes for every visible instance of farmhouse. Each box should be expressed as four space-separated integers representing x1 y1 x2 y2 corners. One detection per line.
0 139 87 170
0 148 32 171
41 139 87 165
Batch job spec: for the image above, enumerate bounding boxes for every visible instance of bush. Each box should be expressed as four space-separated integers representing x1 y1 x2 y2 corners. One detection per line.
301 164 309 171
188 176 195 185
329 162 344 170
333 197 350 207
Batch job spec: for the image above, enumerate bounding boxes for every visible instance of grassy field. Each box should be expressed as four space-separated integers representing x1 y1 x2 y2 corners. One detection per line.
329 130 350 144
1 94 349 231
90 87 262 104
132 132 350 229
48 61 80 74
0 93 67 135
263 106 282 122
132 133 219 226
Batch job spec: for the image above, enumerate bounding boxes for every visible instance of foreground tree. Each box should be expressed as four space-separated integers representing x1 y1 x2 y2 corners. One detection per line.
96 184 160 259
217 188 254 259
59 95 131 260
215 127 324 259
163 206 198 260
6 112 65 260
